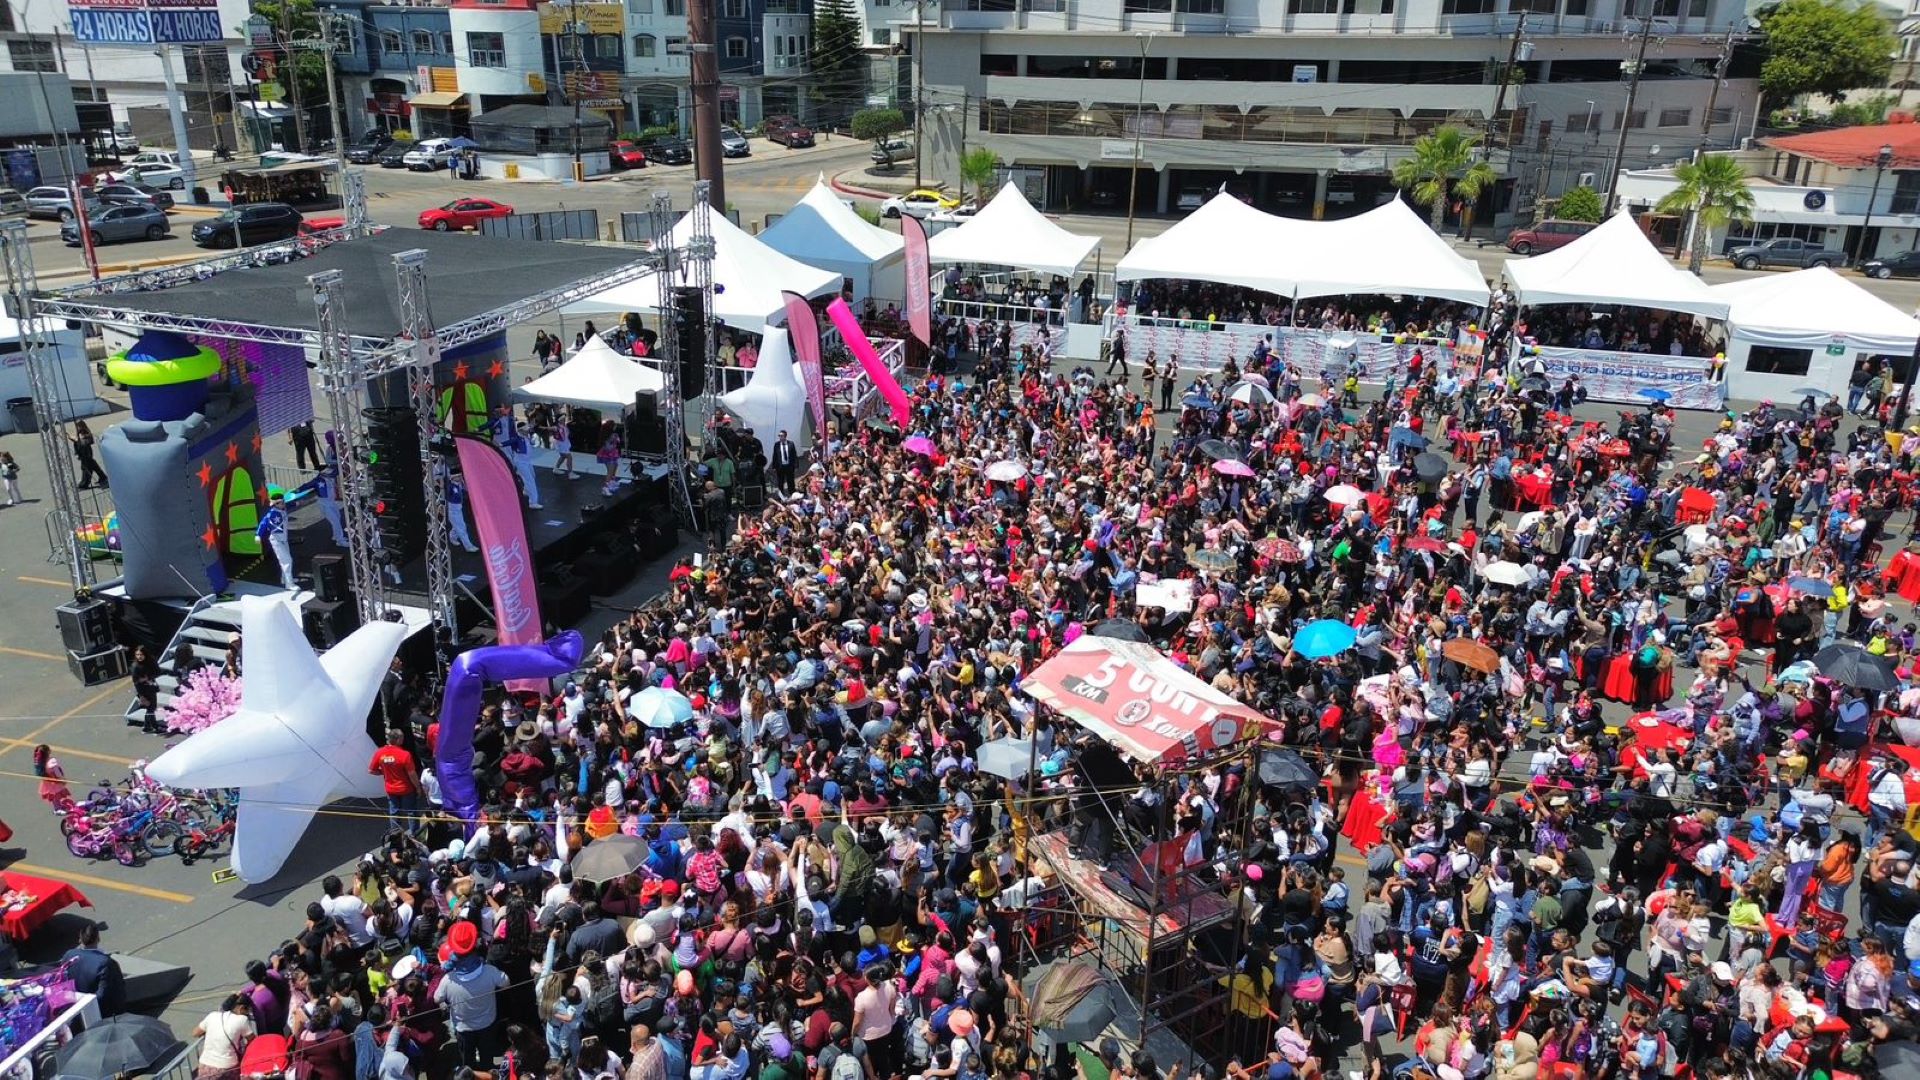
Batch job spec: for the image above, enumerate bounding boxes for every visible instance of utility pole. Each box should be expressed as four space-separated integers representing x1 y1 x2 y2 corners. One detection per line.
1602 5 1655 214
282 0 308 152
912 0 925 188
1679 29 1737 271
1481 13 1526 161
1123 31 1155 251
200 45 233 158
686 0 724 209
561 0 584 181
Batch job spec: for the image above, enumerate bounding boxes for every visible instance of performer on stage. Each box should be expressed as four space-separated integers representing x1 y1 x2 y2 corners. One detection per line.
447 474 479 553
256 492 296 591
308 466 346 547
505 422 543 510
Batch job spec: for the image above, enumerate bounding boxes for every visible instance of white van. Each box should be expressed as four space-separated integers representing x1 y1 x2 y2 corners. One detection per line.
403 138 455 171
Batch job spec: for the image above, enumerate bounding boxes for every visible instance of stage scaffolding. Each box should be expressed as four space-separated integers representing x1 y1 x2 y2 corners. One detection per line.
1015 736 1260 1073
4 180 714 661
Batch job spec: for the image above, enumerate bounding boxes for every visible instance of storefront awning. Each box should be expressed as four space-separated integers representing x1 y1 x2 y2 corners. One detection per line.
408 91 468 109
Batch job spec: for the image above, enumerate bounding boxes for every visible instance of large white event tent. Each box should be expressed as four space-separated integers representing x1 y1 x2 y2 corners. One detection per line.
926 182 1100 277
760 178 906 303
1708 267 1920 401
512 332 664 411
1112 193 1489 304
564 210 840 331
1502 211 1728 319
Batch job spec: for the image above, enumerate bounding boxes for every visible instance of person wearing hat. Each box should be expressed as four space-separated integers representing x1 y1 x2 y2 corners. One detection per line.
432 920 509 1069
256 490 296 591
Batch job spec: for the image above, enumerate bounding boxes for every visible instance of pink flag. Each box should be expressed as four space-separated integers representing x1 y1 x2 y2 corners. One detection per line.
453 435 545 688
900 213 932 347
826 298 910 428
782 290 829 441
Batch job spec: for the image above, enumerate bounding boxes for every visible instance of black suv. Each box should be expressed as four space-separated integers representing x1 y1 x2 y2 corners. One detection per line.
645 137 693 166
191 202 304 248
346 132 394 164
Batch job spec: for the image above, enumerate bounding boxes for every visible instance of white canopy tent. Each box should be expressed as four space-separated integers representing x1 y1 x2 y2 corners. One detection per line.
563 211 840 332
926 182 1100 277
1502 211 1729 319
511 333 664 411
1708 266 1920 400
1113 193 1489 304
760 178 906 303
2 314 104 435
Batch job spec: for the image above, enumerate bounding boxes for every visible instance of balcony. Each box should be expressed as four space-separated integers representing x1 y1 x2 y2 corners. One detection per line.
979 99 1506 147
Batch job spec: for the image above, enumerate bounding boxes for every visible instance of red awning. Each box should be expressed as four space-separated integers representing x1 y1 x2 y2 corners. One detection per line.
1021 635 1274 767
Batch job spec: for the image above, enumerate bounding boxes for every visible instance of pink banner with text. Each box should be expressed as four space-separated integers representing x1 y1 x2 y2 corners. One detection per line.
782 291 829 441
901 214 932 347
453 435 545 671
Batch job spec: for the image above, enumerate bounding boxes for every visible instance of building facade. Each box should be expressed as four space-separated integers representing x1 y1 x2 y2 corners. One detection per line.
909 0 1760 222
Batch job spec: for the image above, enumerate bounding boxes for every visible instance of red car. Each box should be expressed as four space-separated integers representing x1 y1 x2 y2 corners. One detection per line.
418 198 513 231
608 139 648 169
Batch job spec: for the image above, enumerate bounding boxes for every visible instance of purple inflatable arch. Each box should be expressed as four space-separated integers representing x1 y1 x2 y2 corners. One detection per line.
436 631 585 830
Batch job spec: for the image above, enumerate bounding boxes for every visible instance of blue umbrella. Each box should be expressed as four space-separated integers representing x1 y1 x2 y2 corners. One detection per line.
1293 619 1357 659
1789 576 1835 599
1637 388 1672 402
631 686 695 729
447 136 479 149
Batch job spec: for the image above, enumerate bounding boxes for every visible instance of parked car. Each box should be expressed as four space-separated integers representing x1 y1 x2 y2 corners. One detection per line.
1087 188 1120 209
926 204 978 227
61 204 169 245
0 188 29 218
419 197 513 231
1862 250 1920 279
112 128 139 154
644 137 692 166
403 138 456 171
377 145 411 169
24 186 101 221
1727 237 1843 270
871 137 913 167
1175 187 1207 212
607 140 648 169
190 202 304 248
109 161 186 190
719 127 750 158
1503 218 1597 255
880 189 959 219
123 150 179 171
764 116 814 148
345 133 393 164
93 182 174 212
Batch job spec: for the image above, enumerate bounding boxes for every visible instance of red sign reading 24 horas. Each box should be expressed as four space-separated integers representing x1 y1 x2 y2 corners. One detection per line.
1021 636 1275 766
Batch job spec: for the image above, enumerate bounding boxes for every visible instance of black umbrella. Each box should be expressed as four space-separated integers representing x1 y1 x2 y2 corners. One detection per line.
568 833 649 882
1197 439 1241 462
1256 748 1320 795
1092 618 1151 643
1521 375 1551 393
1812 641 1897 692
862 416 899 435
55 1015 182 1078
1411 452 1449 483
1401 431 1430 452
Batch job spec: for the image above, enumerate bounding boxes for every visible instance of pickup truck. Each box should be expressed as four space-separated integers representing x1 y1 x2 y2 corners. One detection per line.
1727 237 1844 271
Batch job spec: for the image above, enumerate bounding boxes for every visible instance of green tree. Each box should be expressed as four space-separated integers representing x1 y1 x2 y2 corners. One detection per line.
808 0 865 122
959 147 1000 201
1391 125 1497 234
1555 185 1605 223
1757 0 1897 106
1656 153 1756 273
1825 91 1899 126
251 0 334 144
852 107 907 164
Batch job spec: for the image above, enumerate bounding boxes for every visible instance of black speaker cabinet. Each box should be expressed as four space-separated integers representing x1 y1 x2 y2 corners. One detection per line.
573 543 638 595
539 573 593 628
56 598 115 655
302 597 361 649
311 554 350 604
68 644 129 686
638 518 678 559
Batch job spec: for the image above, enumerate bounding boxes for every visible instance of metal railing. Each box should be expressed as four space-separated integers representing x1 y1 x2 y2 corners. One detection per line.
979 100 1500 147
480 209 602 242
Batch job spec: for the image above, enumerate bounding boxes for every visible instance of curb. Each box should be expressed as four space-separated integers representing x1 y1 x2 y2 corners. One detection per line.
827 173 897 201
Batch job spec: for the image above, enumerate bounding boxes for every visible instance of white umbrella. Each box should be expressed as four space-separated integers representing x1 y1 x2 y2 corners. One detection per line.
1297 392 1326 407
1229 381 1275 406
984 460 1028 482
630 686 695 729
1323 484 1365 505
1481 561 1531 587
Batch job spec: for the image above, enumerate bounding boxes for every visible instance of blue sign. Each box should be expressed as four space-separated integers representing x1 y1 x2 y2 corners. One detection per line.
151 8 223 41
70 4 224 44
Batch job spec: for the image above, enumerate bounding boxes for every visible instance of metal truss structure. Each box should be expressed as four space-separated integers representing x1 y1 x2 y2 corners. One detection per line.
644 189 704 530
310 269 388 624
0 220 91 593
395 251 455 648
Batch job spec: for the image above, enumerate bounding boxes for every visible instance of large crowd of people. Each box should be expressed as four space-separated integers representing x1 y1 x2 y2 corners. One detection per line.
51 302 1920 1080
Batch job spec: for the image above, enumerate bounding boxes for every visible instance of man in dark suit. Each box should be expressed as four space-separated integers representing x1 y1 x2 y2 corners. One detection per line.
771 429 798 492
61 922 124 1016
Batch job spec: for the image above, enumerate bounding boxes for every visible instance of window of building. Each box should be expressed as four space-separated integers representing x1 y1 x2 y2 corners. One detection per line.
559 33 582 58
1709 105 1733 126
1536 118 1551 149
328 19 356 50
7 39 54 73
1613 108 1646 129
440 32 454 54
1891 170 1920 214
628 0 653 11
1123 0 1173 11
722 0 747 16
667 36 688 53
725 36 747 57
595 34 622 58
1564 110 1597 133
664 0 686 14
633 33 657 56
1290 0 1340 12
1688 0 1707 14
379 29 404 53
467 31 505 66
980 53 1017 75
872 28 892 44
1649 0 1681 15
1658 107 1690 127
1512 0 1555 13
412 29 436 53
1177 0 1225 12
1441 0 1496 13
1564 0 1588 14
1746 346 1813 376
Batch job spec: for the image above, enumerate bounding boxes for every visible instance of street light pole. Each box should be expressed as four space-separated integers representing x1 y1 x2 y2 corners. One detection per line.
912 0 925 189
1855 142 1894 266
1602 5 1654 213
1123 30 1154 251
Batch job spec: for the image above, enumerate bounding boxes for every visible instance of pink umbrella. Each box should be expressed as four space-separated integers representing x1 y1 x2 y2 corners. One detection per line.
1212 459 1256 478
902 435 937 456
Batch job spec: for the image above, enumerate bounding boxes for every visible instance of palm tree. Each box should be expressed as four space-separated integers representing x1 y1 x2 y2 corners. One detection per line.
959 148 1001 203
1392 126 1498 234
1656 154 1756 274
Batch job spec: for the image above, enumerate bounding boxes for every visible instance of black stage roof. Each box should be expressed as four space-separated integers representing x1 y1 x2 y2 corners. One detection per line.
37 229 649 350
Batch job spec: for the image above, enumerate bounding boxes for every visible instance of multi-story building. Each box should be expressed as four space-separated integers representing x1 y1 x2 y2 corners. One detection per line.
355 2 459 138
908 0 1761 224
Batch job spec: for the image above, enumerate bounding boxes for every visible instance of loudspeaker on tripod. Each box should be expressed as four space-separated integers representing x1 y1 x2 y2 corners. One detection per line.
672 285 706 399
628 389 667 455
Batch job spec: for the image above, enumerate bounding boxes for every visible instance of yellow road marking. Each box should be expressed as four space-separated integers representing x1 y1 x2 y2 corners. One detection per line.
0 645 63 662
6 862 193 903
16 576 72 588
0 685 125 749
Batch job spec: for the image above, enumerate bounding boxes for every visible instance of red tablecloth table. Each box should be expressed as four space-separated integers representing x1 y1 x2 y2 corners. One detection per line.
1512 471 1555 510
1601 653 1674 705
1885 549 1920 604
1342 790 1391 852
0 870 91 941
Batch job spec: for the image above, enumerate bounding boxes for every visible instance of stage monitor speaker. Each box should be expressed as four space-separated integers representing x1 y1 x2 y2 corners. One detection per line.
573 542 638 595
672 285 706 399
68 644 129 686
637 518 677 559
736 481 765 512
629 390 667 455
302 597 361 649
539 573 593 628
311 554 350 604
56 598 115 655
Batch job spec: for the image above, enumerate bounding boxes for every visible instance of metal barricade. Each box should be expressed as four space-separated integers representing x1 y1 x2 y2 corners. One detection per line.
478 209 601 242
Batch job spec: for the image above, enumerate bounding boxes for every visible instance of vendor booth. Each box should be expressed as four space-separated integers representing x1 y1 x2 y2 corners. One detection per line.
1708 266 1920 402
760 179 906 305
563 211 838 332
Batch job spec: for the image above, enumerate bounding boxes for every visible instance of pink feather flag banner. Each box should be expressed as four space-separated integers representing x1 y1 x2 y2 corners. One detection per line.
825 298 911 428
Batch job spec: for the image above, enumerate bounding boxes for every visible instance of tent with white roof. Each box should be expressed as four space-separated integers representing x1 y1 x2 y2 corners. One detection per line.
760 178 906 302
511 333 663 411
926 182 1100 277
1709 266 1920 400
563 210 840 332
1502 211 1729 319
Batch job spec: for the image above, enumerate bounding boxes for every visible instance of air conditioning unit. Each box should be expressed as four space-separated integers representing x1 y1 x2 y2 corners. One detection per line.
1577 171 1596 186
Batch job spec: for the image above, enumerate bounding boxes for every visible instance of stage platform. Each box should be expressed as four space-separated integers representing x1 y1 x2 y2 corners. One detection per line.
1028 831 1235 951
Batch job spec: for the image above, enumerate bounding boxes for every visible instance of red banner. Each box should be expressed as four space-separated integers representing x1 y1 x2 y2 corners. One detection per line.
826 298 911 428
901 213 932 347
1021 636 1274 766
453 435 544 658
781 291 828 444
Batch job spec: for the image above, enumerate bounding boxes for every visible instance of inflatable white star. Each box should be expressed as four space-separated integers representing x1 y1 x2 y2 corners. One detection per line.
720 327 811 461
146 596 408 883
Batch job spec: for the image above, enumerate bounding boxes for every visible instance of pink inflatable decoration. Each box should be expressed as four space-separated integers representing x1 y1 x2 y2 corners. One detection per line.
825 299 910 428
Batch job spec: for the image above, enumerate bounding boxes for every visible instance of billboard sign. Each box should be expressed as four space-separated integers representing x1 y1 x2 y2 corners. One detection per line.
69 0 227 44
537 2 623 33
